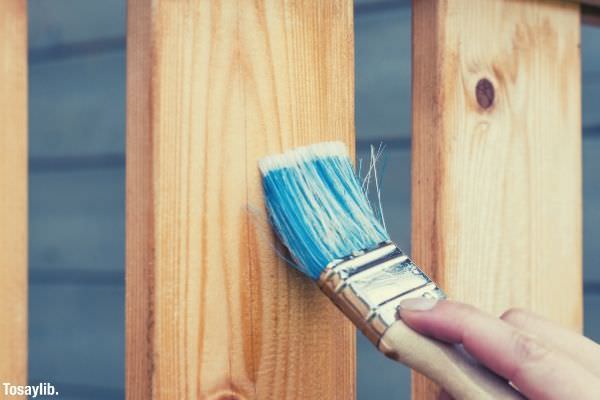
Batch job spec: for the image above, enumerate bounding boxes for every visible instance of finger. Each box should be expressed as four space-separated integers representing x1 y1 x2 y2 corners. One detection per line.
501 308 600 378
399 299 600 400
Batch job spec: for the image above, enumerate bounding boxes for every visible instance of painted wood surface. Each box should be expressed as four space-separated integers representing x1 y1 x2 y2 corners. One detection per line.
29 284 124 389
0 1 28 397
28 0 125 48
126 1 355 399
29 52 125 158
30 169 124 275
412 0 582 398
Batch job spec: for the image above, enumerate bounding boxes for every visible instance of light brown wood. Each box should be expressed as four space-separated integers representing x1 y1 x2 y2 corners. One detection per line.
379 321 523 400
126 1 355 399
411 0 582 398
0 1 27 397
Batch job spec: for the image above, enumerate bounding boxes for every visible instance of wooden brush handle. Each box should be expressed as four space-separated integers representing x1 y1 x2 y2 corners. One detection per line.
378 320 525 399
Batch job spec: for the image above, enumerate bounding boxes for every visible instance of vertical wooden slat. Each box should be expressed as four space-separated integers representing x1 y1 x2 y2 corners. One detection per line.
411 0 581 398
0 0 27 396
126 1 355 399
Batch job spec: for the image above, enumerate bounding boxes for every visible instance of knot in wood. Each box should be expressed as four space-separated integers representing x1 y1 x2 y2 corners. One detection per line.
476 78 494 109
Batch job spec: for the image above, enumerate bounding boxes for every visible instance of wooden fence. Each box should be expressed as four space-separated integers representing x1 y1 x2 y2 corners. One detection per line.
1 0 599 399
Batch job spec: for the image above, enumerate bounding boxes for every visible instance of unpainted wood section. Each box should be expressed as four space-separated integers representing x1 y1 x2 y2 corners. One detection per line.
412 0 581 398
0 1 27 397
125 0 153 399
126 1 355 399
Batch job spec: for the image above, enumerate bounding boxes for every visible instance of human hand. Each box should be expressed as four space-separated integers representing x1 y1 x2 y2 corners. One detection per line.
398 299 600 400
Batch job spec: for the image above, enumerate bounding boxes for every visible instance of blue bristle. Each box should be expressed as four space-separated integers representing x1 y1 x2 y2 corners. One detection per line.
259 142 390 280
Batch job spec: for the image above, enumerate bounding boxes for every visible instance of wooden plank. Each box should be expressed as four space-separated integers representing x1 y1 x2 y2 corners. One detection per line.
582 25 600 74
583 139 600 284
126 1 355 399
28 0 125 49
29 52 125 158
29 283 124 392
583 80 600 129
411 0 582 398
582 25 600 128
0 0 27 395
29 169 124 274
584 293 600 342
355 6 411 140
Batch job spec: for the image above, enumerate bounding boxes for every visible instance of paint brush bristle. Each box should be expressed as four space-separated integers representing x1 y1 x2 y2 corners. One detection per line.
256 143 509 400
259 141 390 279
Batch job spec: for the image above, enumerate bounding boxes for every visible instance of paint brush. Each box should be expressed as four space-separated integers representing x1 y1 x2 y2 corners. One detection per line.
259 142 523 400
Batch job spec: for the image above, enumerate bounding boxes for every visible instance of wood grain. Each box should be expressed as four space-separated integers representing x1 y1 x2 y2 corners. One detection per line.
126 1 355 399
411 0 581 398
0 1 27 397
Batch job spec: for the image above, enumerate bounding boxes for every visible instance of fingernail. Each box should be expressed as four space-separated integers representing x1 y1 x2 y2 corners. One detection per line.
398 297 438 311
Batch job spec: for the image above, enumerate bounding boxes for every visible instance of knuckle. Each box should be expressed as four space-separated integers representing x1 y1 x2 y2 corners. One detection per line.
509 331 549 380
500 308 528 324
513 331 547 361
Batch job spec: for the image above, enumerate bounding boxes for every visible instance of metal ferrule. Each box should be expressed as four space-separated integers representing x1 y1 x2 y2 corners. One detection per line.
318 241 446 346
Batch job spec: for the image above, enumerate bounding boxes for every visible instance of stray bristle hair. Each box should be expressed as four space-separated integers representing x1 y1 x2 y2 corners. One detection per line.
259 141 390 280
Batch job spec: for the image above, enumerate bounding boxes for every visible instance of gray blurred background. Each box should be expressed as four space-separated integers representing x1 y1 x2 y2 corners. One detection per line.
27 1 600 399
